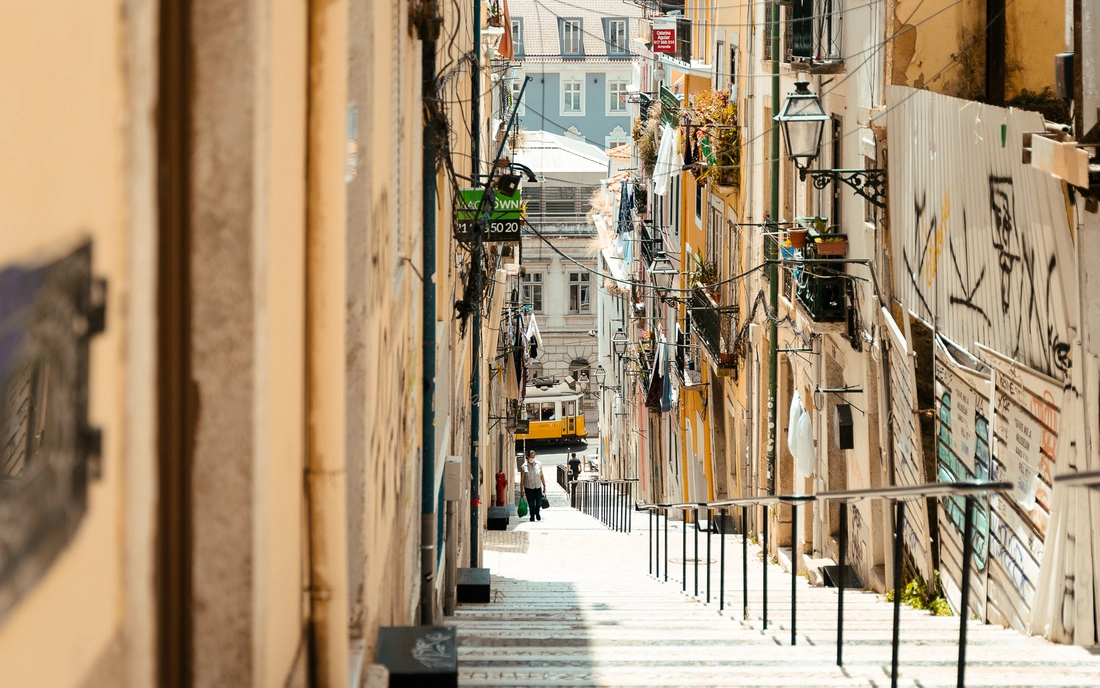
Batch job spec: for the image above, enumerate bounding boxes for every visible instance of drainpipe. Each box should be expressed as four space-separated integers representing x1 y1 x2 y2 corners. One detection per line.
420 7 440 627
469 0 482 569
985 0 1006 106
766 0 780 503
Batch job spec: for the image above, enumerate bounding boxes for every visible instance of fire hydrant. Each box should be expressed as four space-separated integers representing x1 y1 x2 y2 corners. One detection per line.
495 472 508 506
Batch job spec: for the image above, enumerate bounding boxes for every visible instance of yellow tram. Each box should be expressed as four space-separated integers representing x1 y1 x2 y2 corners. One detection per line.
515 382 588 443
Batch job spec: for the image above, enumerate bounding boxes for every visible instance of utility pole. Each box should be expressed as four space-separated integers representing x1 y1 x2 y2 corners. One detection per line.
469 0 482 569
419 2 440 626
766 0 780 498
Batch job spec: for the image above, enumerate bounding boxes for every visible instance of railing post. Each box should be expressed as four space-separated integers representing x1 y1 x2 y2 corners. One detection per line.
891 500 905 688
763 504 769 630
742 505 749 621
694 507 700 598
791 502 798 646
707 507 713 604
720 508 726 612
682 508 688 593
660 506 668 581
648 508 653 576
628 482 634 533
957 495 976 688
837 500 847 667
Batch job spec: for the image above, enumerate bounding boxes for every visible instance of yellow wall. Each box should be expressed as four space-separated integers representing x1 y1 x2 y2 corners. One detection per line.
892 0 1064 101
0 3 139 687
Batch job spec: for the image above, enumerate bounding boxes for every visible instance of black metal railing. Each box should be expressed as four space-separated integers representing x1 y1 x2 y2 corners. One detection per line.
640 220 662 269
689 288 737 367
636 479 1011 688
571 478 637 533
784 0 842 67
794 244 847 322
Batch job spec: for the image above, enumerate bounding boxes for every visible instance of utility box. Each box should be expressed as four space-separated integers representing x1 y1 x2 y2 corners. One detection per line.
443 456 463 501
375 626 457 688
457 567 491 603
833 404 854 450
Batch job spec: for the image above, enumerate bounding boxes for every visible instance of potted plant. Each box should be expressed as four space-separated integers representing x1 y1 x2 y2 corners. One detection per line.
788 227 808 248
487 1 503 26
815 234 848 256
682 90 741 189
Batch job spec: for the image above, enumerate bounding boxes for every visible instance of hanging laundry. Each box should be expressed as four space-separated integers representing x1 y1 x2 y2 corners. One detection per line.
652 124 678 196
787 390 803 457
794 411 814 481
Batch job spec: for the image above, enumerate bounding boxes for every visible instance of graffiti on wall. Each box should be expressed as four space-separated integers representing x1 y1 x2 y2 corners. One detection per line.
934 341 993 620
887 88 1078 383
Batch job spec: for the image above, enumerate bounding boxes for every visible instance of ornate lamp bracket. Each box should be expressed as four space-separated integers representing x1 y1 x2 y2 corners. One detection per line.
806 168 887 209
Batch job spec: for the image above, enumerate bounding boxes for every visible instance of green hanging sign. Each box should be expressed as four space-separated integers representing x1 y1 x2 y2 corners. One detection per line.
456 187 524 242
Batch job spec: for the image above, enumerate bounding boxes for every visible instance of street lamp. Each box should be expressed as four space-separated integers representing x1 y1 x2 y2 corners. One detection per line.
649 254 678 300
775 81 887 209
611 328 629 359
774 81 829 180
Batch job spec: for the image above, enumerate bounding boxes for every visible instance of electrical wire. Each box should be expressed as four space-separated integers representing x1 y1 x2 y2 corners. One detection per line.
521 218 768 291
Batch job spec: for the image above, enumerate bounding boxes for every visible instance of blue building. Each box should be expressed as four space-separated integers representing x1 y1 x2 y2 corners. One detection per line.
506 0 642 150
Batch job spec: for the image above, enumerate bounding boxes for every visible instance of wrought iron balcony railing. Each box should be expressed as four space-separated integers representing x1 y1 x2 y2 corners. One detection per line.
794 242 847 322
784 0 843 71
639 220 663 269
689 288 737 369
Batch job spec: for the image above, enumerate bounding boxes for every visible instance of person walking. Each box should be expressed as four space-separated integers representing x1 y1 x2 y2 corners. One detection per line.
567 452 582 482
521 450 546 522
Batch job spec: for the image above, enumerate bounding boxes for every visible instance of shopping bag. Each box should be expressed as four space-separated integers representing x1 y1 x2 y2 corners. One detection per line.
517 497 528 517
541 496 550 509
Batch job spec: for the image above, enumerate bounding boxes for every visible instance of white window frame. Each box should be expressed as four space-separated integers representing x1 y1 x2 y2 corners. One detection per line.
715 41 725 91
568 272 591 313
605 125 629 149
511 18 524 57
522 272 544 313
561 19 582 56
561 77 584 116
606 18 629 56
509 74 525 116
607 79 628 115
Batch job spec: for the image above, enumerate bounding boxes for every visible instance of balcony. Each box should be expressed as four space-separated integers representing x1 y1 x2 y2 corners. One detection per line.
639 220 662 269
689 288 738 372
784 0 843 73
793 238 848 323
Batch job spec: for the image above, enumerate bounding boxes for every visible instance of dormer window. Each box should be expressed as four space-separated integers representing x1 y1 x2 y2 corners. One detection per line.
560 18 583 56
605 18 629 56
511 18 524 57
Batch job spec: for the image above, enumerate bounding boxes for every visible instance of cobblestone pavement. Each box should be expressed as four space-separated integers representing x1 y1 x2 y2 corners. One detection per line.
450 503 1100 687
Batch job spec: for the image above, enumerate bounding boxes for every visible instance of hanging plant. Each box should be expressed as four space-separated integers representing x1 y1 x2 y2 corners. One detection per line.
632 103 662 178
683 90 741 188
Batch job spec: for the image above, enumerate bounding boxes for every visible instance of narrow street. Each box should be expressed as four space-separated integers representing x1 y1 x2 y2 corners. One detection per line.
451 484 1100 687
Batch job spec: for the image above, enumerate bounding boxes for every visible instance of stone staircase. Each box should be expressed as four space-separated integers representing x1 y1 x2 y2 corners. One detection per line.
449 501 1100 687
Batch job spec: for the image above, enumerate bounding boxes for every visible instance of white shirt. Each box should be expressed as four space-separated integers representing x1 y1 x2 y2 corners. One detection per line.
521 460 544 489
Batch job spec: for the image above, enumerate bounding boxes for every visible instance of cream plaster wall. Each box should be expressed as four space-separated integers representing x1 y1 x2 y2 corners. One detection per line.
0 3 140 688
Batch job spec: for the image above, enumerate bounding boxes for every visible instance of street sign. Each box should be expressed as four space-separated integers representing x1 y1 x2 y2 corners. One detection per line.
660 86 680 127
652 18 676 53
456 187 524 242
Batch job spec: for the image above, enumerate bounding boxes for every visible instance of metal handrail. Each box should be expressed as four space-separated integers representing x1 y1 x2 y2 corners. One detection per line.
634 479 1011 688
1053 470 1100 489
568 478 638 533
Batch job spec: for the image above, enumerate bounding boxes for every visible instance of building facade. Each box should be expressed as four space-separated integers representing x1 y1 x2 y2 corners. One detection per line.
605 0 1100 647
506 0 643 150
0 1 517 686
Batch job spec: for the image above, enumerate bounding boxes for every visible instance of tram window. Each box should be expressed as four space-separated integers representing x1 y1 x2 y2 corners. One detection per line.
563 400 576 416
541 403 556 421
525 403 540 419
